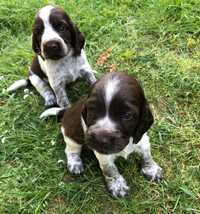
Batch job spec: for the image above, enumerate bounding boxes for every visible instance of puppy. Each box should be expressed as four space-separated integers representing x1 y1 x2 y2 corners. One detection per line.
42 72 162 197
7 5 96 108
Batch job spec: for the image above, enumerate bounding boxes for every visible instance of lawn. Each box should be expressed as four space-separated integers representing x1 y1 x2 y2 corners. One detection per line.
0 0 200 213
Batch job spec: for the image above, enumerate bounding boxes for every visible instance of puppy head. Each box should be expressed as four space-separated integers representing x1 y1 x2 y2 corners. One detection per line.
82 72 154 154
32 5 85 60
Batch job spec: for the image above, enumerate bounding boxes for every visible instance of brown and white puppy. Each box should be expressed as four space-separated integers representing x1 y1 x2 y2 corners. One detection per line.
7 5 96 108
42 72 162 197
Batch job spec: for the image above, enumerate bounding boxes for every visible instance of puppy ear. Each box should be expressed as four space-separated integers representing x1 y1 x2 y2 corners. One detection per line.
81 104 88 133
32 31 41 55
72 25 85 56
134 100 154 143
81 104 87 123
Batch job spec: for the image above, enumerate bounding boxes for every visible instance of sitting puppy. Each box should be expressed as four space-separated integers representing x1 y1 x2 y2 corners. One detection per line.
42 72 162 197
7 5 96 108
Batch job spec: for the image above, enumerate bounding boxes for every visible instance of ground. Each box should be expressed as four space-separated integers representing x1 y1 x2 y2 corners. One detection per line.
0 0 200 213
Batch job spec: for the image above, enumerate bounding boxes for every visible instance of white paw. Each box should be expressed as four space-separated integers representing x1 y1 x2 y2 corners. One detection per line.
45 94 57 107
142 162 163 182
39 107 63 120
67 154 84 175
107 175 129 197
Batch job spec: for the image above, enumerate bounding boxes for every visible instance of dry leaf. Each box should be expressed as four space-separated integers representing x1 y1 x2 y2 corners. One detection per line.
96 47 114 66
0 100 6 106
109 64 117 72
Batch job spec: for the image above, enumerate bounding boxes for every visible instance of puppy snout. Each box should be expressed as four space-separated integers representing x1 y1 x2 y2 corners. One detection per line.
42 40 65 60
88 129 121 144
44 40 61 52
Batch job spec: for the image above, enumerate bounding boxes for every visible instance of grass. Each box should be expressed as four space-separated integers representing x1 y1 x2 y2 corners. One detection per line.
0 0 200 213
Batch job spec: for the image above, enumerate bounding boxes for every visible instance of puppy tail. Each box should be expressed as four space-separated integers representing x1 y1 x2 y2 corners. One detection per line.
7 79 30 93
40 107 65 120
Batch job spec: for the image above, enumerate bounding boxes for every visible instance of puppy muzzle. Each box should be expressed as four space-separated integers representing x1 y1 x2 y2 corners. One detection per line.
85 127 129 154
42 40 66 60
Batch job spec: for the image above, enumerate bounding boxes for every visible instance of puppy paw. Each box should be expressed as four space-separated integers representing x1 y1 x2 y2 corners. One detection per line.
39 107 63 120
67 154 84 175
142 162 163 182
45 95 57 107
107 175 129 197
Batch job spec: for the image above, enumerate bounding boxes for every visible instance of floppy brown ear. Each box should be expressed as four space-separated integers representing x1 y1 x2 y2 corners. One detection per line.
68 21 85 56
134 100 154 143
81 103 87 124
73 25 85 56
32 31 41 55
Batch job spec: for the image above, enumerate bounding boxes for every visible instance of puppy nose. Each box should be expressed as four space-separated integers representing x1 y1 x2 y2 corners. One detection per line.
88 130 120 144
45 41 60 51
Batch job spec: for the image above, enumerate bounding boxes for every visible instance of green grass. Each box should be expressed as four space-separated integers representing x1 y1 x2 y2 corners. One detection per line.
0 0 200 213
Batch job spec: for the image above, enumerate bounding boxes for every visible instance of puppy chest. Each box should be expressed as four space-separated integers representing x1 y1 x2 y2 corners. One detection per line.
118 138 135 159
45 59 81 84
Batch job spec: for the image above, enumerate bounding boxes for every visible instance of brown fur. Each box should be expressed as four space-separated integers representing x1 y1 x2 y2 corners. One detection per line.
62 97 87 144
62 72 154 154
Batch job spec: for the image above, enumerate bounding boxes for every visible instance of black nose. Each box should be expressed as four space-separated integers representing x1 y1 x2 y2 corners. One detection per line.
88 130 121 144
44 41 61 52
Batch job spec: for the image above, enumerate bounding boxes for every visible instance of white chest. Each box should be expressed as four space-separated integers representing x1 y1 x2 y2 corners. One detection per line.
39 55 81 84
117 137 135 159
38 49 92 86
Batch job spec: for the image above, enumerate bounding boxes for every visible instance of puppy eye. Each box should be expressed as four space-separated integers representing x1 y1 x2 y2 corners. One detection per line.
122 112 134 121
56 23 65 32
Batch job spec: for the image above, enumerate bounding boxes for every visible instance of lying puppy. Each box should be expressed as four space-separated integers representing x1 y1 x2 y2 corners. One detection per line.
7 5 96 108
42 72 162 197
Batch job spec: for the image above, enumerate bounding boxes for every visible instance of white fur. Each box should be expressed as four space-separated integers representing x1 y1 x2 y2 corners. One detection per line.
118 137 135 159
7 79 28 92
93 150 115 167
38 50 92 86
38 5 69 58
105 77 119 108
93 150 129 197
29 73 56 106
95 115 116 132
108 175 129 197
81 116 87 134
141 163 162 181
89 77 119 132
131 133 162 181
61 126 83 174
93 133 162 195
39 107 63 119
37 49 95 108
7 5 96 108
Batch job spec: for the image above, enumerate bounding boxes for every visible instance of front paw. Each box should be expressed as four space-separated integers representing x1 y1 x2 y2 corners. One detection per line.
142 162 163 182
44 94 57 107
107 175 129 197
67 155 84 175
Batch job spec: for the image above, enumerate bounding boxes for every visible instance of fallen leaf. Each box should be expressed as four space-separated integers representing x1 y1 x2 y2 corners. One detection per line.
96 47 114 66
0 100 6 106
109 63 117 72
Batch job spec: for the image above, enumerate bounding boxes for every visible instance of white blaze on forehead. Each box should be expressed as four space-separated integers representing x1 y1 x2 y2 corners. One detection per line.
39 5 58 44
96 115 116 131
38 5 69 56
38 5 54 22
104 77 119 107
92 76 120 131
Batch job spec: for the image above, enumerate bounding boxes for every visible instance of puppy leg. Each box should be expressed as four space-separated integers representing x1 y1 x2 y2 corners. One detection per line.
94 151 129 197
29 73 56 107
80 69 97 85
133 133 163 182
61 127 83 174
50 82 70 108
